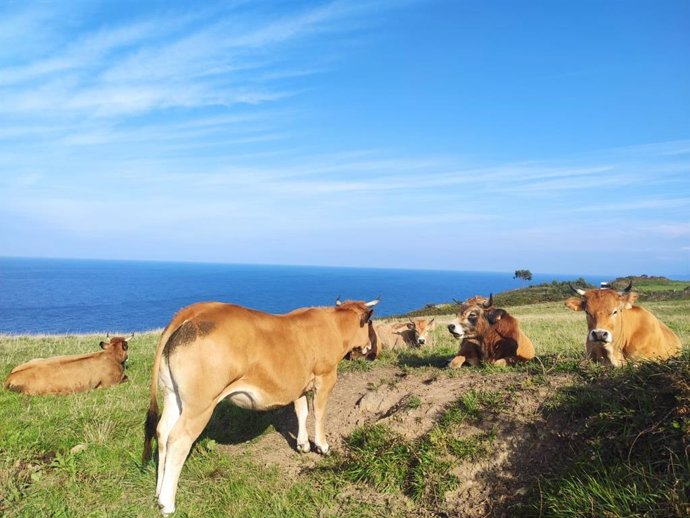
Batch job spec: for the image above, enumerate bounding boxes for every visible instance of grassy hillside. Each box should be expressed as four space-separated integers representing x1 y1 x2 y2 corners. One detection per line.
1 300 688 517
405 276 690 318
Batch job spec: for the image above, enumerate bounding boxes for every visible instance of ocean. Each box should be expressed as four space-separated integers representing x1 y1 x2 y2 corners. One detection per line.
0 257 607 335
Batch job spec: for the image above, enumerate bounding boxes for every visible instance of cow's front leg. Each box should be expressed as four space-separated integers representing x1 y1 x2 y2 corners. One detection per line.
294 395 310 453
312 371 337 455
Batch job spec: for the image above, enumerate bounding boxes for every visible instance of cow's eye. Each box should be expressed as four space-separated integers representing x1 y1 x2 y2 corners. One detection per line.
612 309 618 316
468 313 478 323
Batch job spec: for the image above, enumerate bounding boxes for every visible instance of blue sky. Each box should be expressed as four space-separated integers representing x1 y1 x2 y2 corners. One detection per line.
0 0 688 276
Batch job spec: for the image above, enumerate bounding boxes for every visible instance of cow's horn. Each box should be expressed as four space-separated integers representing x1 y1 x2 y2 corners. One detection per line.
619 281 633 294
483 294 493 308
569 283 586 296
335 296 342 306
365 298 380 308
452 298 463 306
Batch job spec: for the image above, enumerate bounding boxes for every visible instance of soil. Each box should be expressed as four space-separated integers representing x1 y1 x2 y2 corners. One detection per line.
210 364 582 518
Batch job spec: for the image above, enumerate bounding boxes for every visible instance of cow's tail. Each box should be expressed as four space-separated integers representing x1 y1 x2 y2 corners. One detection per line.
142 323 178 465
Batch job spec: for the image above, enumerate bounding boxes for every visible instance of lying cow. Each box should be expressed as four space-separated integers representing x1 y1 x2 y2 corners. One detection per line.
565 282 682 366
374 318 436 351
3 335 129 395
447 295 535 367
142 298 379 515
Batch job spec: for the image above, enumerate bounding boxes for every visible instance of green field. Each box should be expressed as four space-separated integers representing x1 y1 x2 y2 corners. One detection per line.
1 300 689 517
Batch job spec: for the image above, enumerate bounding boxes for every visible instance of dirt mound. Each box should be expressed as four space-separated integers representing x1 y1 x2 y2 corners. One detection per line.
209 365 580 517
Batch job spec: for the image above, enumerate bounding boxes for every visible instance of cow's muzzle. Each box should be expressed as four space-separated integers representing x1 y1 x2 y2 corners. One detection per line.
589 329 613 343
447 323 463 339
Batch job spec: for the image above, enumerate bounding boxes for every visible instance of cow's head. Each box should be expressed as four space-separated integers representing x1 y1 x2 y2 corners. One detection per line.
565 282 637 365
335 298 379 358
448 295 492 339
100 334 131 364
406 318 435 346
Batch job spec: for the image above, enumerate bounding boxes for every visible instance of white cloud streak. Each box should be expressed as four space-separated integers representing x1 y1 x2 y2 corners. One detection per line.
0 2 688 275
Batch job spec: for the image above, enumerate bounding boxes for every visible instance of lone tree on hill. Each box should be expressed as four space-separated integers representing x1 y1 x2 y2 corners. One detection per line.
514 269 533 281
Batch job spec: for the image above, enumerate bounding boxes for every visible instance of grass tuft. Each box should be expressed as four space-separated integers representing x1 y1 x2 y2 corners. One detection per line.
327 390 503 508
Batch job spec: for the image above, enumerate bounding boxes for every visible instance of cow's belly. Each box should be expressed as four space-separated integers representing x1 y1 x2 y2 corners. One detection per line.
218 377 312 411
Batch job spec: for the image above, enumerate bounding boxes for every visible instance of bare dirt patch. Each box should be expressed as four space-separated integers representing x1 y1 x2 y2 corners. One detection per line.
209 364 582 516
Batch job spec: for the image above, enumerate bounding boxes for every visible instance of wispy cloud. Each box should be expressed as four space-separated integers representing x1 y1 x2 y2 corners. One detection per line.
0 1 688 275
0 1 365 121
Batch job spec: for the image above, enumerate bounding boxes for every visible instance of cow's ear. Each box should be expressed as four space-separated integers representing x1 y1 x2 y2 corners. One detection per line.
565 297 584 311
622 291 638 308
122 341 129 351
486 308 506 325
361 309 374 326
485 310 497 325
406 322 415 330
99 341 109 349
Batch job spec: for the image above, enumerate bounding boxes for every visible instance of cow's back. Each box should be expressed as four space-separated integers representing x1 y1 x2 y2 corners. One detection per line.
4 353 125 395
621 306 682 360
162 303 345 408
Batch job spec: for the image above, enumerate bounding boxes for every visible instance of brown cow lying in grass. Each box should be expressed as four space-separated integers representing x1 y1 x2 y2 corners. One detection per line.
447 295 535 367
375 318 436 351
3 335 129 395
565 282 682 367
346 318 435 360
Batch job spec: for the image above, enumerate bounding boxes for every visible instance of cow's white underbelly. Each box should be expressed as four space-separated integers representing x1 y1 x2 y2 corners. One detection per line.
217 383 292 411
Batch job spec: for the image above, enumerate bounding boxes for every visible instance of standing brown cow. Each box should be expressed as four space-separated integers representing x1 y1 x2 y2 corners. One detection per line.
3 336 129 395
565 282 682 366
447 295 535 367
142 298 378 515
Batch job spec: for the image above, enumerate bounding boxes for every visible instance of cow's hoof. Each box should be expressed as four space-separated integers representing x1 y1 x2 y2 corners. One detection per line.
447 356 465 369
296 442 311 454
159 503 175 515
315 444 331 456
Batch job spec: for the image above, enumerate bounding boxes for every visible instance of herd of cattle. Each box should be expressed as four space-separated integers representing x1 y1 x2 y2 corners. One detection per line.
3 283 684 514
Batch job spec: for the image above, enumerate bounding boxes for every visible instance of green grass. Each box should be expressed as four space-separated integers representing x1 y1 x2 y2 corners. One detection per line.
529 357 690 518
609 275 690 293
1 299 689 517
404 277 690 317
0 334 354 518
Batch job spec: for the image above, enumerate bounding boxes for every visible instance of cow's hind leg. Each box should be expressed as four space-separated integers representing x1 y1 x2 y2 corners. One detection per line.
155 391 181 498
312 371 337 455
157 404 214 515
294 395 310 453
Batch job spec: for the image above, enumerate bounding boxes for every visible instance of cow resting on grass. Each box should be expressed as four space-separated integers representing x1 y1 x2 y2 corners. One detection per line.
3 335 129 395
565 282 682 367
142 298 379 515
375 318 436 351
447 295 535 367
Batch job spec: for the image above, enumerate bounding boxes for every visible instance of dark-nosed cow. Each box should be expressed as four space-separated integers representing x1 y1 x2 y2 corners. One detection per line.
142 298 379 515
447 295 535 367
374 318 436 351
565 282 682 367
3 336 129 395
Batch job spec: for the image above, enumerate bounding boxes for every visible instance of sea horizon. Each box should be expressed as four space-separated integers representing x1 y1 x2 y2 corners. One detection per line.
1 254 631 279
2 255 680 335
